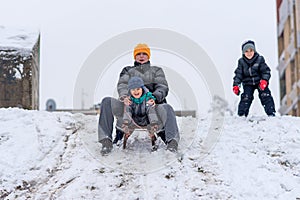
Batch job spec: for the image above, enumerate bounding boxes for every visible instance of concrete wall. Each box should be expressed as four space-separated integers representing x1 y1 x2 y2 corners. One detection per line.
0 36 40 109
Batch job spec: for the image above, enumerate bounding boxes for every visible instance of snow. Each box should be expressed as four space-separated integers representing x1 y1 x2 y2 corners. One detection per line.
0 26 39 56
1 105 300 199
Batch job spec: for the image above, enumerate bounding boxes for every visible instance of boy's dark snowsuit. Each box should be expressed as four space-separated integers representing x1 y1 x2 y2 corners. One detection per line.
123 86 159 128
233 52 276 116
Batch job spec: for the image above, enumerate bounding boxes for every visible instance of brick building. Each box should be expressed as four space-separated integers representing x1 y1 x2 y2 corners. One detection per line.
276 0 300 116
0 26 40 109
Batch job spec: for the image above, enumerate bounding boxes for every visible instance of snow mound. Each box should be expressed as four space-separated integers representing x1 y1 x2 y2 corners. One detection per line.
0 26 39 56
0 108 300 199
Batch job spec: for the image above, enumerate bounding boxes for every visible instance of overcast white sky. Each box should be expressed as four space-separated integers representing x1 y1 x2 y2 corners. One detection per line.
0 0 278 115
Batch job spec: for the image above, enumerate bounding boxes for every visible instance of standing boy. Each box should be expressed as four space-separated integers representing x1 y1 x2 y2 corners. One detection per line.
233 40 276 117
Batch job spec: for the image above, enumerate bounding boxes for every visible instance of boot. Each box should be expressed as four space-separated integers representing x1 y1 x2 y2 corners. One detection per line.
167 139 178 152
113 129 124 144
100 138 113 155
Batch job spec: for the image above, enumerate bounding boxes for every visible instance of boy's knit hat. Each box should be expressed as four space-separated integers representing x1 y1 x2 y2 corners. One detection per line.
133 43 151 59
128 76 144 91
242 40 256 54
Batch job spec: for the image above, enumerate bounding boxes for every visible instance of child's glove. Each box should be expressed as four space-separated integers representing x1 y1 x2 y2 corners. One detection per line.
259 80 268 91
233 85 240 95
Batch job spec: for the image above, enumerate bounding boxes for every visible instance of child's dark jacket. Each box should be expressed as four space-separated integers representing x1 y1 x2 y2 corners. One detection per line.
125 87 156 126
233 53 271 86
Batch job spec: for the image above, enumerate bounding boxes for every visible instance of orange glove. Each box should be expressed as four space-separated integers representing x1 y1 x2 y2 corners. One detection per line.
233 86 240 95
259 80 268 91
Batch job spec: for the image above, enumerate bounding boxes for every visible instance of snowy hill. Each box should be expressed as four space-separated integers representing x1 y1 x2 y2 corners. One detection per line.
0 107 300 199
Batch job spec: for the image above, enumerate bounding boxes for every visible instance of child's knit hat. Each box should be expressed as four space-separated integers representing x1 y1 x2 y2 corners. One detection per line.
133 43 151 59
242 40 256 54
128 76 144 91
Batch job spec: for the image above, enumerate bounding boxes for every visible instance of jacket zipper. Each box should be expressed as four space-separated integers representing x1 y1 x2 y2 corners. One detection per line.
248 65 255 85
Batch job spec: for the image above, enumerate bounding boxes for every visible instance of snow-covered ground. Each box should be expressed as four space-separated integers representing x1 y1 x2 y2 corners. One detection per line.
1 105 300 199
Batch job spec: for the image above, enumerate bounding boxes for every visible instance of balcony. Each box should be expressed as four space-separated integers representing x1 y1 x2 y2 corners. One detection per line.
280 81 300 115
289 82 298 104
287 32 297 56
277 51 287 77
277 32 297 77
279 94 289 114
278 0 290 36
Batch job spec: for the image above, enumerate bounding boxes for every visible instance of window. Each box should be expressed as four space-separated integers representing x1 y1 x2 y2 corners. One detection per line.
280 71 286 99
278 32 284 56
290 59 296 83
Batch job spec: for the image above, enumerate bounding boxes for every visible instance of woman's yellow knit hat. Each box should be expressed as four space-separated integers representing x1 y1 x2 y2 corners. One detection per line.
133 43 151 59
